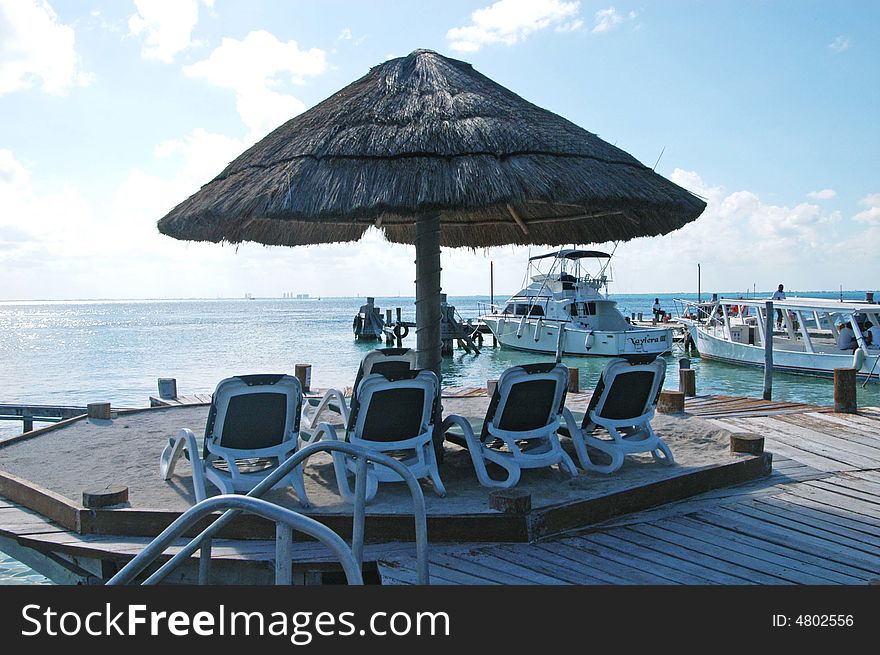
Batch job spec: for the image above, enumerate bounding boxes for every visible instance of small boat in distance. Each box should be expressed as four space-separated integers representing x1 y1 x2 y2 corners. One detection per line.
682 296 880 383
478 249 672 358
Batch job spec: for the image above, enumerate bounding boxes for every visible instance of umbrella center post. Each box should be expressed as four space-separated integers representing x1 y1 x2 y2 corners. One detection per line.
415 212 444 459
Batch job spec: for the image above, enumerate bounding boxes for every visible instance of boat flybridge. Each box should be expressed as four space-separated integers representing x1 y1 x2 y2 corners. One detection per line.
683 296 880 383
479 249 672 358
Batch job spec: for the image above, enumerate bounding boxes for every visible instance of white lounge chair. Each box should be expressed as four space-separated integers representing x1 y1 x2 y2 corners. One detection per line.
301 348 417 431
159 374 310 505
441 363 578 488
561 357 674 473
311 369 445 501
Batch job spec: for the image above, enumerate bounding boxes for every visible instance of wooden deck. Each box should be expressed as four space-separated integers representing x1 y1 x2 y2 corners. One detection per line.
1 393 877 585
377 400 880 584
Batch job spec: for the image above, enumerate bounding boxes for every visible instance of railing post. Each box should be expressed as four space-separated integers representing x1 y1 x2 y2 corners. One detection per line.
275 524 293 585
198 539 212 584
352 456 368 570
763 301 774 400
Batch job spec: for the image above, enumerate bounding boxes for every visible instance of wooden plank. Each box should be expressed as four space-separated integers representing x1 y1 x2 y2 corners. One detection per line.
528 452 772 540
708 418 859 472
425 551 535 585
755 494 880 539
529 543 635 585
803 479 880 509
563 534 716 584
624 523 795 584
782 483 880 521
662 515 866 584
697 507 880 572
826 473 880 498
377 561 458 586
779 413 880 446
582 531 733 584
747 416 880 464
541 538 672 585
0 469 81 532
744 416 880 469
444 549 573 584
486 544 609 584
720 502 879 556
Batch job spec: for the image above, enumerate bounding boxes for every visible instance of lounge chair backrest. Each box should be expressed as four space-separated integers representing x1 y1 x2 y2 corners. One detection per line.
351 348 417 396
481 363 567 442
204 374 302 455
347 370 437 443
584 358 666 426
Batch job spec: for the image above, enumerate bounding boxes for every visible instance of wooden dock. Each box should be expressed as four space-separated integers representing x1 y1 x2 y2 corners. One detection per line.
377 398 880 584
1 394 877 585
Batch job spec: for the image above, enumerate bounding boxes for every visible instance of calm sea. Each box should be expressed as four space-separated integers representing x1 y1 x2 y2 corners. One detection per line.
1 291 878 583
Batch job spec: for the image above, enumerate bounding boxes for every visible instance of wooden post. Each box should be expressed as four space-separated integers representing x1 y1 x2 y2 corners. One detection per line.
82 485 129 508
294 364 312 392
385 309 393 344
679 368 696 397
157 377 177 400
834 367 857 413
489 489 531 514
567 367 579 393
729 433 764 454
87 402 111 420
487 379 498 397
22 410 33 433
657 390 685 414
415 212 443 457
763 300 774 400
490 260 494 308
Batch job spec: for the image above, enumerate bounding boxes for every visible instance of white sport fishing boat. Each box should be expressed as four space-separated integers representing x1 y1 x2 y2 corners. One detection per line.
683 296 880 383
479 249 672 358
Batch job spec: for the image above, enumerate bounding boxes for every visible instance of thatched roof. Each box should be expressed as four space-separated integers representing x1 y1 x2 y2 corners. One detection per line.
158 49 705 248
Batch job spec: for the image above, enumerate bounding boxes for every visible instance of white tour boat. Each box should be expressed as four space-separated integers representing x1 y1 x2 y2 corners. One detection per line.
684 296 880 383
479 249 672 358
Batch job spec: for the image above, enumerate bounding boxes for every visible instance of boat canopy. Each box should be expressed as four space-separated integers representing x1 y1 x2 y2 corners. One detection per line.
528 248 611 262
714 297 880 313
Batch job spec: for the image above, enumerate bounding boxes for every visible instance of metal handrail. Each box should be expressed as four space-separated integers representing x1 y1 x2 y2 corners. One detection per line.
107 495 363 585
109 441 429 585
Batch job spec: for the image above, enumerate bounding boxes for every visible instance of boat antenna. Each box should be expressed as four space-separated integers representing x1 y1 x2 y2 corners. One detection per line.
652 146 666 171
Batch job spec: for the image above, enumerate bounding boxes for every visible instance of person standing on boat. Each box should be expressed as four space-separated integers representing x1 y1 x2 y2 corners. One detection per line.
771 284 786 329
836 321 857 351
652 298 664 323
864 320 880 349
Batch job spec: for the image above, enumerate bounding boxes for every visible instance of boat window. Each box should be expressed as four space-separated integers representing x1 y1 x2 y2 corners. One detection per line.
528 305 544 316
503 304 515 314
568 302 595 316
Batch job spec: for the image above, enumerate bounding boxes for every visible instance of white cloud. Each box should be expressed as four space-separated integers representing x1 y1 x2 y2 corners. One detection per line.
183 30 327 141
337 27 352 41
829 35 850 53
807 188 836 200
0 0 92 96
854 193 880 225
589 169 857 294
592 7 622 33
128 0 212 63
446 0 582 53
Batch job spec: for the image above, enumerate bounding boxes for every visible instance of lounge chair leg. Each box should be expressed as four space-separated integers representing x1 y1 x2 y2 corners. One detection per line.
426 443 447 497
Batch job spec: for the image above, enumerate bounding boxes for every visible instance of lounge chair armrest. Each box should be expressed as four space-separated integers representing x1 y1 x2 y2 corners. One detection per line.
440 413 477 442
560 407 581 439
312 422 340 442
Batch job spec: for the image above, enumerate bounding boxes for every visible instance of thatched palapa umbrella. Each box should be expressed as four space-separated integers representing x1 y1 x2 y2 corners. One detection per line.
158 49 706 382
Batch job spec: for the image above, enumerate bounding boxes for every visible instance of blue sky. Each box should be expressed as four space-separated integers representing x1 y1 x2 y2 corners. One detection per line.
1 0 878 300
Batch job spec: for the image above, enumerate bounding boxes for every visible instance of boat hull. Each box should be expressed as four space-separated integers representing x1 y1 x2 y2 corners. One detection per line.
482 316 672 357
690 324 880 382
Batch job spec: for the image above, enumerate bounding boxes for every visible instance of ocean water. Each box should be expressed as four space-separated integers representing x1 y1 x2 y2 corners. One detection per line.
1 291 879 583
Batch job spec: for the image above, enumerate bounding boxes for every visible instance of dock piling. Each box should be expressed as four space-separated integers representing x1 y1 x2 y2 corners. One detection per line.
657 390 685 414
679 368 696 397
763 301 774 400
294 364 312 392
567 367 580 393
834 367 857 413
87 403 111 420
